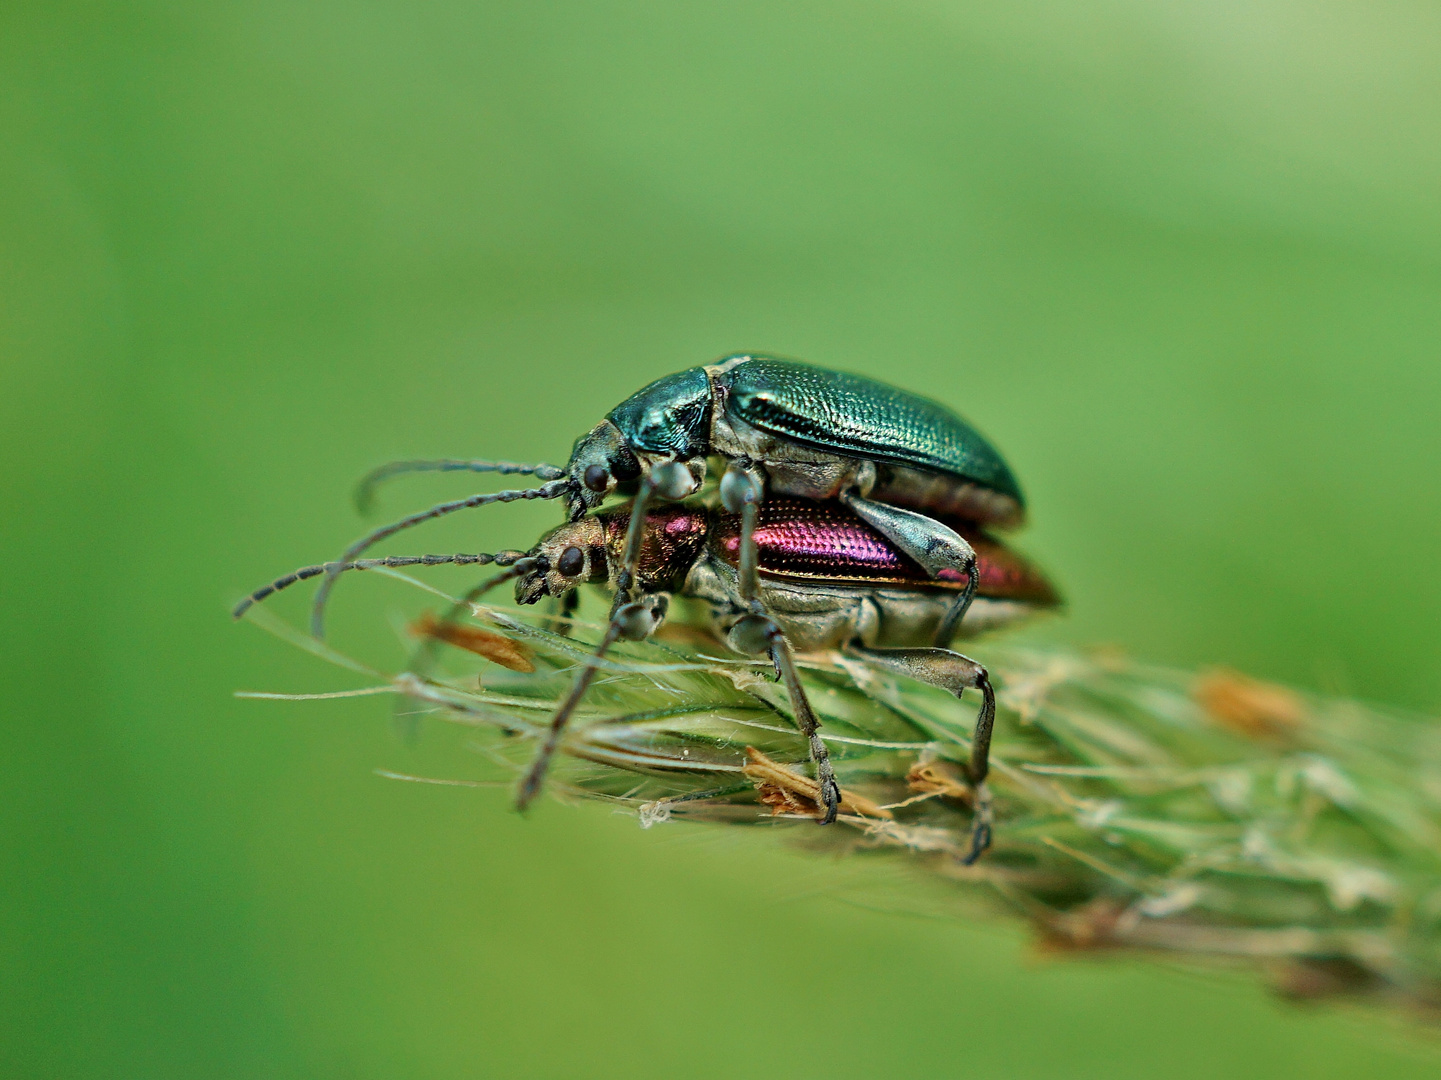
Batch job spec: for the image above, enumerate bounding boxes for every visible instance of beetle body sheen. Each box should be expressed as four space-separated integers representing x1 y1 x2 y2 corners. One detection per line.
567 355 1025 528
517 498 1057 644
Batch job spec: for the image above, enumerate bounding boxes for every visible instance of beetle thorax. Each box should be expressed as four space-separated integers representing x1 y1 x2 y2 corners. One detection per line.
593 505 710 593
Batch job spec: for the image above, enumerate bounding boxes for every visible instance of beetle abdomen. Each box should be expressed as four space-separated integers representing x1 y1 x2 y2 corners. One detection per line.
714 498 1057 604
716 357 1024 507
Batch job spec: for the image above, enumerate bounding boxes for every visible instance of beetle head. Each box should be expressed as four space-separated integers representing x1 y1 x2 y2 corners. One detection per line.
513 516 609 605
564 422 643 519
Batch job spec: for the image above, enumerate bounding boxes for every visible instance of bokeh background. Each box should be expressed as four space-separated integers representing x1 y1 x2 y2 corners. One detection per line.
5 2 1441 1077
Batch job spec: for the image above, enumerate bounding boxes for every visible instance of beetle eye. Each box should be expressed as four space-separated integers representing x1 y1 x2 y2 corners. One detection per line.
583 465 609 492
557 546 585 577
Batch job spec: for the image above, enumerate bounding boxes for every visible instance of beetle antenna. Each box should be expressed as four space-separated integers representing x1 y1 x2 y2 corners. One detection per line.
311 479 570 638
355 459 567 513
233 551 532 620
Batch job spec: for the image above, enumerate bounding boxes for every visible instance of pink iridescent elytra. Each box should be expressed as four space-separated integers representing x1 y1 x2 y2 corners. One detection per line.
712 499 1058 604
576 498 1058 604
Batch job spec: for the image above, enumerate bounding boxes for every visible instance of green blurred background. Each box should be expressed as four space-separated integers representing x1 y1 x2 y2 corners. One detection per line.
5 2 1441 1076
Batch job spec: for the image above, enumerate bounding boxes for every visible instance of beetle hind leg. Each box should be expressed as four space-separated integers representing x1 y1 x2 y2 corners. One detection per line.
839 493 978 648
845 644 995 862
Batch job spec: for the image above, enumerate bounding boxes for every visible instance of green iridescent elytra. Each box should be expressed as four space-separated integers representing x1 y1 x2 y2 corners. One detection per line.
605 355 1024 510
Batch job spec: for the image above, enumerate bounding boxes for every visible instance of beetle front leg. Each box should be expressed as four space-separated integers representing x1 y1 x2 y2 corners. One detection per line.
719 460 766 608
846 644 995 862
840 493 978 648
516 592 670 812
613 461 697 605
728 612 840 824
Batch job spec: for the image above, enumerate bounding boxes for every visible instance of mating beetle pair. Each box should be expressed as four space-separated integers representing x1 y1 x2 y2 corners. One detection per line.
236 355 1052 860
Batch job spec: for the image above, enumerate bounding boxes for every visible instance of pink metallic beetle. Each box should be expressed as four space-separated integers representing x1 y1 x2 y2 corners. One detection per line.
236 497 1058 861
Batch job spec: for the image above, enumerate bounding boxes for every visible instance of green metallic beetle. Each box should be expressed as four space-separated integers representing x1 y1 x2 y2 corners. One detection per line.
301 355 1034 825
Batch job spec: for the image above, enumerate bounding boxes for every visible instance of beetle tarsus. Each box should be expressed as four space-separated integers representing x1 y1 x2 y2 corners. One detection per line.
961 787 993 865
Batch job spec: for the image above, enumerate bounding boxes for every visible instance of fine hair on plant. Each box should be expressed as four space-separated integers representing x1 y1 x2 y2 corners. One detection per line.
236 566 1441 1023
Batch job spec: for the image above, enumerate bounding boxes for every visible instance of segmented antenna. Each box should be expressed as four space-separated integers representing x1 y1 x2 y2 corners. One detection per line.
233 550 531 620
355 459 567 513
311 478 570 638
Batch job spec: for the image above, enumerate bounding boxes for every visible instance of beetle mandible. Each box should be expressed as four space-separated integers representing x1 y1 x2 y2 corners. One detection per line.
235 497 1059 860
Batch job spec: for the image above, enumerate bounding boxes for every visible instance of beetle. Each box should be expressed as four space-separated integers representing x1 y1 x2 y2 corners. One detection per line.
319 356 1024 631
235 496 1059 860
302 355 1032 821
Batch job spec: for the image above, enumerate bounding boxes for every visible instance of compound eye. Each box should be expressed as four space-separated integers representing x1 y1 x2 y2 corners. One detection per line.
557 545 585 577
583 465 610 492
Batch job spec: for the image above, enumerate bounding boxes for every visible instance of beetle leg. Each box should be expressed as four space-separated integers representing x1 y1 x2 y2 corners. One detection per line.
720 458 843 814
719 460 766 610
518 459 693 809
839 493 978 648
728 612 840 824
845 644 995 862
517 592 671 812
613 461 695 606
